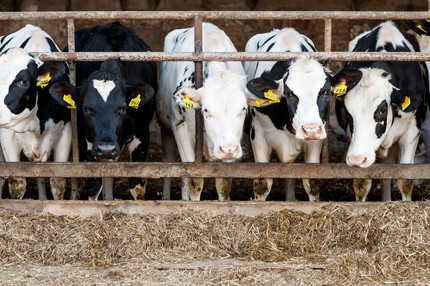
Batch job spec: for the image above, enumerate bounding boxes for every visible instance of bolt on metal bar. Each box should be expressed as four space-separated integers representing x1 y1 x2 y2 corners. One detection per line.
33 51 430 62
0 11 430 20
194 18 204 163
0 162 428 180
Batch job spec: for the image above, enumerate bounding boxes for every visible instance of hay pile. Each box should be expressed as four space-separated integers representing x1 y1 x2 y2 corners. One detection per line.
0 202 429 284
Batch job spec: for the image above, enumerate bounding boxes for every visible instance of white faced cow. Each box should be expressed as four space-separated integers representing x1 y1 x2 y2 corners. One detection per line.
0 25 71 200
332 21 428 201
244 28 331 201
156 22 254 201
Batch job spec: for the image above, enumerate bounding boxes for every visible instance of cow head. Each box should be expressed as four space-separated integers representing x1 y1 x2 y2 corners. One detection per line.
247 56 331 141
174 70 250 161
0 48 68 132
50 59 154 161
331 67 421 168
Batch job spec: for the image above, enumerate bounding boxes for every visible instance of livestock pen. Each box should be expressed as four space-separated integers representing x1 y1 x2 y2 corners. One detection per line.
0 10 429 285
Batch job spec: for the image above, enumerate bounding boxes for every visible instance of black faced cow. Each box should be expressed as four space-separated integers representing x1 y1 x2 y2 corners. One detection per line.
51 22 157 200
331 21 428 201
0 24 71 200
244 27 331 201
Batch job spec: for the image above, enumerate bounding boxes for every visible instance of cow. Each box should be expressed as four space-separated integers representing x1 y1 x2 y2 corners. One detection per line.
50 21 157 200
0 24 71 200
244 27 331 201
156 22 257 201
331 21 428 201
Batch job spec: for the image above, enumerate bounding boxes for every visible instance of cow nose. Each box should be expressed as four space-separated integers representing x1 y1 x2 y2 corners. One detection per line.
95 144 118 159
218 144 240 159
347 155 368 168
301 123 323 140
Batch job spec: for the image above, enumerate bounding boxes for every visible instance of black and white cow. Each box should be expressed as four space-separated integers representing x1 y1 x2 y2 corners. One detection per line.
0 24 71 200
331 21 428 201
244 28 331 201
51 22 157 200
156 22 256 201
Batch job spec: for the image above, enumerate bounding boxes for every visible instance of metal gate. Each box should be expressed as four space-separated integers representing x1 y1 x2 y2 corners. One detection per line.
0 11 429 190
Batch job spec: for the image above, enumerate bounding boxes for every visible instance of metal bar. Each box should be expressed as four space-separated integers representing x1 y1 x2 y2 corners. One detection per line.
0 200 387 217
67 19 79 163
0 162 428 180
194 18 204 163
33 51 430 62
322 19 332 164
0 11 430 20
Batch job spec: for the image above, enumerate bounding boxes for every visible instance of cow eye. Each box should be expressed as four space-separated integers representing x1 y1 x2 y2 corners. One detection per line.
117 105 126 116
15 79 28 88
240 106 247 115
378 107 387 115
83 105 95 116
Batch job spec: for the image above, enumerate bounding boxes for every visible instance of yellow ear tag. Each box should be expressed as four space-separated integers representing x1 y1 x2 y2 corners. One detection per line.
333 81 347 99
250 98 269 107
264 89 278 101
402 96 411 111
38 73 51 87
183 96 195 110
416 24 427 34
129 94 141 109
63 94 76 109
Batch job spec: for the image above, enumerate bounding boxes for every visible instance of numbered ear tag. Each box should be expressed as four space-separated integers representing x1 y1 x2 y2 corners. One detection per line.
38 73 51 87
402 96 411 111
249 98 269 107
264 89 278 101
333 81 348 99
129 94 141 109
416 24 427 34
63 94 76 109
183 96 195 110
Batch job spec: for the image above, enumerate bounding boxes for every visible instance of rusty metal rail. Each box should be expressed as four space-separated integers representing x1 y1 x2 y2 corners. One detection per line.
34 51 430 62
0 162 428 179
0 11 429 182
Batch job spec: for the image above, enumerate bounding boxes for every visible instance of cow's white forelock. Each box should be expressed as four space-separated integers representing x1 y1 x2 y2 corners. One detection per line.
93 79 115 102
344 68 394 166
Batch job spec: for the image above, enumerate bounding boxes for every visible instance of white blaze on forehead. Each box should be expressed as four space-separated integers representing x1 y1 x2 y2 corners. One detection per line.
92 79 115 102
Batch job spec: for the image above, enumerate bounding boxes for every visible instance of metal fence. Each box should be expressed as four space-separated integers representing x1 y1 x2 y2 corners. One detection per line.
0 11 430 181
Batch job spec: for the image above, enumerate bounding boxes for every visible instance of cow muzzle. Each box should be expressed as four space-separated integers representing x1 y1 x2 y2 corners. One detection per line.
217 144 241 160
93 143 119 160
347 155 368 168
301 123 324 140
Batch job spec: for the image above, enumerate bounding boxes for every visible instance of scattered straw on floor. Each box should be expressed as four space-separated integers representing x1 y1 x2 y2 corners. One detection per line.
0 201 429 285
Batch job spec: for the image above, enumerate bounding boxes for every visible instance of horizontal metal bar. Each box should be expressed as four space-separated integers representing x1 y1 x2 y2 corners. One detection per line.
0 162 428 179
0 11 430 20
0 200 387 217
33 51 430 62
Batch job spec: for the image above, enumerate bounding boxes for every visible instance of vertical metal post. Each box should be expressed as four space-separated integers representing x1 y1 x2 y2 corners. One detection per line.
322 18 332 164
67 19 79 199
194 18 204 163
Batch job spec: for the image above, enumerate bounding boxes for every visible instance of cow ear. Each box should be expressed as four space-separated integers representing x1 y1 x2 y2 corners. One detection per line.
246 77 284 99
127 83 154 109
331 68 363 100
405 20 430 36
173 87 202 110
391 88 422 112
37 61 68 88
49 82 79 109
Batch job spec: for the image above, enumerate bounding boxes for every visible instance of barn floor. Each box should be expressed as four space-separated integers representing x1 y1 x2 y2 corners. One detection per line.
0 202 429 285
